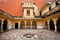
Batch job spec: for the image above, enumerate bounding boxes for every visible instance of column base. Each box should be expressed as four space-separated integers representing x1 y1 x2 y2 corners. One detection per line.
55 29 57 32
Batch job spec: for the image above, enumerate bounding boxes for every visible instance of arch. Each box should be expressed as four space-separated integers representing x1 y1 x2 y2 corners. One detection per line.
3 20 8 31
49 19 55 30
20 20 25 29
27 10 30 16
26 20 31 29
45 21 48 29
32 21 37 29
56 17 60 32
0 20 2 31
56 1 59 6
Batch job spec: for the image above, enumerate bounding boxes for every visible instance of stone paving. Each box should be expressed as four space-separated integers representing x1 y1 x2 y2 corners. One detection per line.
0 29 60 40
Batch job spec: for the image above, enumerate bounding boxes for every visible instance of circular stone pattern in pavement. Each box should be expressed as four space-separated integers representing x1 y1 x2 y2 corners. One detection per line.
0 30 60 40
22 33 38 40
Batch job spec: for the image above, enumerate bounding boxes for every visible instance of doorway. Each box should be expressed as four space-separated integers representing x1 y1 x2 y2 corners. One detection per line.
15 23 18 29
49 20 55 31
3 20 8 31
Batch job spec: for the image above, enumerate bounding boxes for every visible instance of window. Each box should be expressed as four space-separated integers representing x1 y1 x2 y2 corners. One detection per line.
27 10 30 16
33 12 35 16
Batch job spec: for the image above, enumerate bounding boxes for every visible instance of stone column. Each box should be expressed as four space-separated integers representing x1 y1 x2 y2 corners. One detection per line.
1 20 4 32
12 22 15 29
18 22 20 29
47 20 50 30
31 21 32 29
14 23 15 29
54 20 57 32
25 21 26 29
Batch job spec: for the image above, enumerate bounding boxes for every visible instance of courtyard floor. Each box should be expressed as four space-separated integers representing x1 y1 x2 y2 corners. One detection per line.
0 29 60 40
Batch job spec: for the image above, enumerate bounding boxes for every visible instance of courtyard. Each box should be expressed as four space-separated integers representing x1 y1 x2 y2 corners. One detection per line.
0 29 60 40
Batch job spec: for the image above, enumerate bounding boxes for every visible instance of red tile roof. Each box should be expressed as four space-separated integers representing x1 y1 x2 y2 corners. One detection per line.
0 0 46 16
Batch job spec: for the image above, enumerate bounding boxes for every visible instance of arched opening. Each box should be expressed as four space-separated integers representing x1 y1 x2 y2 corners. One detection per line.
33 12 35 16
26 21 31 29
27 10 30 16
15 23 18 29
20 21 25 29
56 17 60 32
56 1 60 6
49 20 55 31
0 20 1 32
3 20 8 31
32 21 37 29
45 21 48 29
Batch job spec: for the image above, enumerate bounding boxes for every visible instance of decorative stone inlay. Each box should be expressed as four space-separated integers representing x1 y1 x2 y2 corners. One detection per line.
23 33 34 38
21 33 38 40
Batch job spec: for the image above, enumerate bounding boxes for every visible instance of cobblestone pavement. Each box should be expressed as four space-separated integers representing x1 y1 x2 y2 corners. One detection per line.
0 29 60 40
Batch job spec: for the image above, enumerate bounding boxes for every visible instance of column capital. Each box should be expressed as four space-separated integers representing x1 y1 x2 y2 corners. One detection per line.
53 18 58 22
30 21 32 23
47 20 50 22
54 20 57 25
2 19 4 21
47 20 50 24
18 21 21 23
24 21 26 22
1 19 4 24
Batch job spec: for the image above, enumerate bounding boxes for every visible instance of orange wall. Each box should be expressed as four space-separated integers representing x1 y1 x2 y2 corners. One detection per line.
0 0 46 16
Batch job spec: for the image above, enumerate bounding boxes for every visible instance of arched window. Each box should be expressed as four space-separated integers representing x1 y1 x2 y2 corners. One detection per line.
26 20 31 29
26 20 30 26
27 10 30 16
32 21 37 29
20 20 25 29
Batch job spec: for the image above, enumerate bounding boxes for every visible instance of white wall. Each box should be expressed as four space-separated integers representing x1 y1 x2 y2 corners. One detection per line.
34 5 40 16
7 20 12 30
51 2 56 9
37 21 44 29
